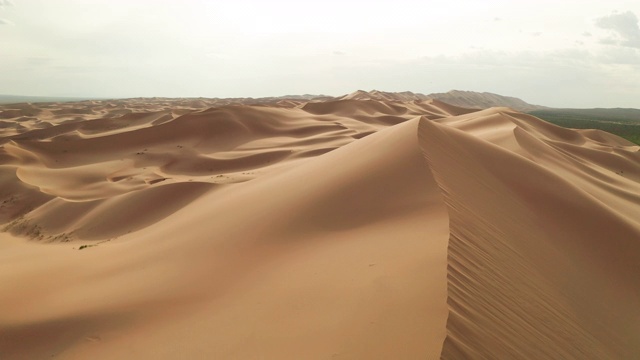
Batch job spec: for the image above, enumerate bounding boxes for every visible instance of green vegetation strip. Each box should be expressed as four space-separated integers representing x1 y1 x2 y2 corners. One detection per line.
529 109 640 145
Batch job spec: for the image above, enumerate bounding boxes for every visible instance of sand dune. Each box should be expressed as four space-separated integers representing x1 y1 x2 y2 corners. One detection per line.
421 109 640 358
0 95 638 359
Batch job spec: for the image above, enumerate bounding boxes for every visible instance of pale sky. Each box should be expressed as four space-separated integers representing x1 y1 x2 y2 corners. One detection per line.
1 0 640 108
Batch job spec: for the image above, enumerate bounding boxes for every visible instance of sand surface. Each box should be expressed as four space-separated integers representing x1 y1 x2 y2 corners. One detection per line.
0 93 639 359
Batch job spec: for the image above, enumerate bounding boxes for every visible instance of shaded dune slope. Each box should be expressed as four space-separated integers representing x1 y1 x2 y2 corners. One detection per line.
419 109 640 359
0 97 639 359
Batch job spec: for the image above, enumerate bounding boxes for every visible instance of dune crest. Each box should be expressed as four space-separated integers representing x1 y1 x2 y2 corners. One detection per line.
0 95 638 358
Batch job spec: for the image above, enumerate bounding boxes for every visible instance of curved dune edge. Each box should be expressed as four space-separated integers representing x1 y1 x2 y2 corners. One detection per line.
417 112 640 359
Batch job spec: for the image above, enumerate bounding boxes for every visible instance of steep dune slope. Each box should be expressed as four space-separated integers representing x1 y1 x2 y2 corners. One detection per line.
419 109 640 359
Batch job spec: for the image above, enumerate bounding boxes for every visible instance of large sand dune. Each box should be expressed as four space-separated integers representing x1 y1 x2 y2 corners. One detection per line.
0 94 638 359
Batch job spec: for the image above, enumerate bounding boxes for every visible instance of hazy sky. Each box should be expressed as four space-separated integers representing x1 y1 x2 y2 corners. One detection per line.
1 0 640 107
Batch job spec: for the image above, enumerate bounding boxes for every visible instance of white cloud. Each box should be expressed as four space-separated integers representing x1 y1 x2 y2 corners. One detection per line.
404 47 639 107
596 11 640 49
596 46 640 65
0 0 12 25
1 0 639 107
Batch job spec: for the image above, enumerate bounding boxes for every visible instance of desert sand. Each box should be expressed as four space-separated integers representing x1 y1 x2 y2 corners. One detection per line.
0 92 639 359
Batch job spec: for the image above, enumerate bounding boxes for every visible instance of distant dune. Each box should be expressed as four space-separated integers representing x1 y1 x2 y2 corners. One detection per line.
0 93 638 359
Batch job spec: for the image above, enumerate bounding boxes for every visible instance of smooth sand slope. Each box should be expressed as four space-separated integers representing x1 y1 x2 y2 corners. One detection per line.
0 94 639 359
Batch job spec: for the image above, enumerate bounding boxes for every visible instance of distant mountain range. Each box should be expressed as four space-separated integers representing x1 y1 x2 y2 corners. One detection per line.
425 90 549 112
0 94 101 104
337 89 547 112
2 90 637 115
0 90 549 112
